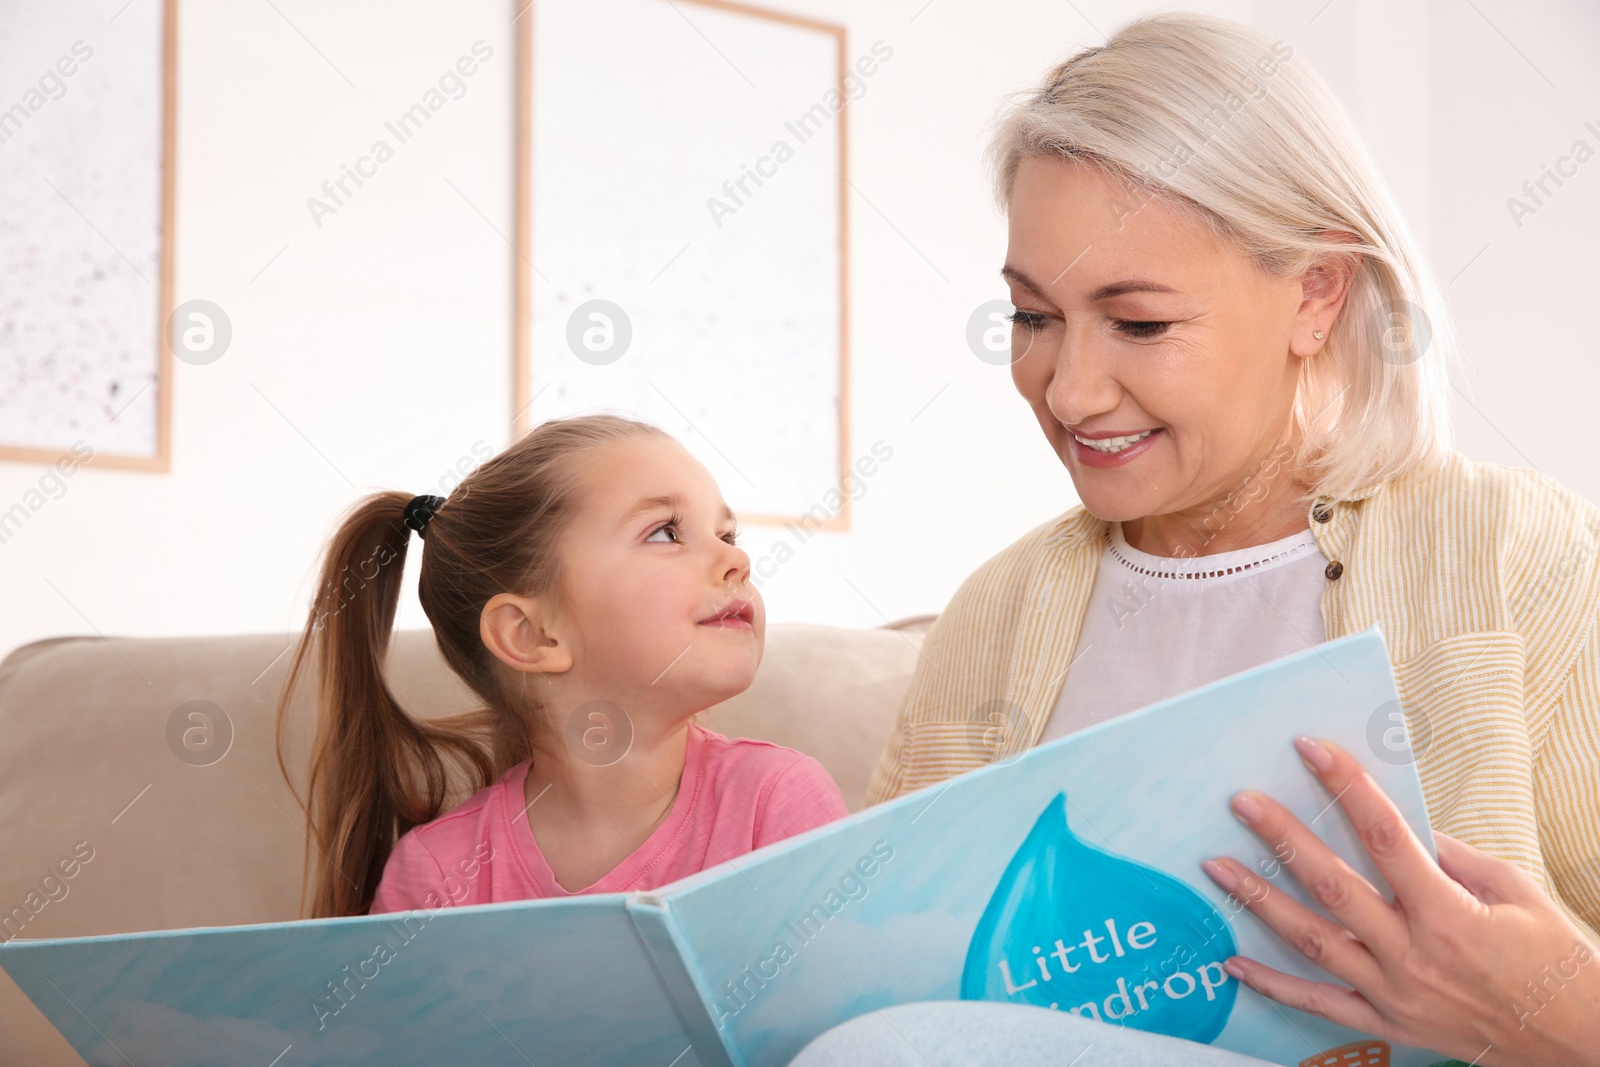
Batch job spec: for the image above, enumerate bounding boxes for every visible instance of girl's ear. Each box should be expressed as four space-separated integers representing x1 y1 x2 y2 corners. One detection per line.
479 593 573 674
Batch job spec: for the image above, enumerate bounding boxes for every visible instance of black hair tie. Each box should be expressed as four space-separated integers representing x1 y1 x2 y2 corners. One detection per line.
403 495 446 538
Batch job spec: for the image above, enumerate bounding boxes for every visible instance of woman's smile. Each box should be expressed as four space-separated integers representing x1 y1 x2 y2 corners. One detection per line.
1068 426 1165 468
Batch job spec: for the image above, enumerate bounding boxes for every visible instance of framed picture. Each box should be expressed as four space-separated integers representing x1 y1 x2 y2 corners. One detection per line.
514 0 851 529
0 0 177 471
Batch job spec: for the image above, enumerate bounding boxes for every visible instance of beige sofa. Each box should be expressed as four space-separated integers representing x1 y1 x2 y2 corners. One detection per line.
0 617 931 1065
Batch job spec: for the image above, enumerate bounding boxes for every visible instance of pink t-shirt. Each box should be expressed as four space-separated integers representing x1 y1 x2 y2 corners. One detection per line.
368 723 848 914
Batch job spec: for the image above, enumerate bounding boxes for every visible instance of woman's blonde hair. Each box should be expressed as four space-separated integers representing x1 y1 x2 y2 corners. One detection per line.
987 11 1459 501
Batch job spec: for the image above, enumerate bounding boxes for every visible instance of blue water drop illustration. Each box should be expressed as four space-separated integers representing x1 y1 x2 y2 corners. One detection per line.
961 792 1238 1042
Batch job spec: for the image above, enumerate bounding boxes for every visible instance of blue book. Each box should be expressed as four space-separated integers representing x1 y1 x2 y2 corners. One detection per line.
1 627 1459 1066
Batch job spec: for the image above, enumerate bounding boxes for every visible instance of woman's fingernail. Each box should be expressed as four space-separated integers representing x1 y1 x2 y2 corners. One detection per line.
1232 792 1266 824
1224 958 1247 980
1294 735 1335 772
1201 858 1238 891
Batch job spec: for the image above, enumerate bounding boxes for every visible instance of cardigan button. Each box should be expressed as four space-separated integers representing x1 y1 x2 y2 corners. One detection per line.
1325 560 1344 580
1312 504 1333 523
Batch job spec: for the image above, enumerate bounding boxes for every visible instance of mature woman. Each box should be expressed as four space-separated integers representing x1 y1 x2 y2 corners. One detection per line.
794 11 1600 1067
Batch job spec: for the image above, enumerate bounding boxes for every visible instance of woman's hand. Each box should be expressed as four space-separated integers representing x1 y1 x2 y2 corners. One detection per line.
1199 736 1600 1067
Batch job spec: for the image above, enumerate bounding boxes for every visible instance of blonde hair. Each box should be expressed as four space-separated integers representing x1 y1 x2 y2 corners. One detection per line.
987 11 1459 501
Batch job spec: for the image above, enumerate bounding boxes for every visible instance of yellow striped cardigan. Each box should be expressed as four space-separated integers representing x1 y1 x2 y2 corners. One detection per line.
865 449 1600 938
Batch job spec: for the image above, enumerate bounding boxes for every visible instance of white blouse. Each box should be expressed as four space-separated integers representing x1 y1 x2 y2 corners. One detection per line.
1038 520 1331 744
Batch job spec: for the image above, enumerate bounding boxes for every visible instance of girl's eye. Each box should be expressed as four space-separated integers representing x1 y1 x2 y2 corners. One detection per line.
645 517 743 547
1112 319 1170 340
1007 309 1050 333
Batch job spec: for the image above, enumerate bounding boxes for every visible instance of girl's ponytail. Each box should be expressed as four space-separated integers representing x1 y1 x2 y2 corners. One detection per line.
275 414 674 918
275 492 493 918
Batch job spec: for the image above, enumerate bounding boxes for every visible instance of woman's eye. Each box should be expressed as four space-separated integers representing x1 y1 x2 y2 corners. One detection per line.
645 520 680 543
1007 310 1050 333
722 528 742 547
1112 319 1170 340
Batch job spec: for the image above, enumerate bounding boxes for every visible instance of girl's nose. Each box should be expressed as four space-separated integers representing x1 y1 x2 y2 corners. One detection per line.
719 545 753 587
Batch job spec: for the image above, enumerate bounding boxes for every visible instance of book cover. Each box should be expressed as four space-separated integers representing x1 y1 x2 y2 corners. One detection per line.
1 627 1458 1066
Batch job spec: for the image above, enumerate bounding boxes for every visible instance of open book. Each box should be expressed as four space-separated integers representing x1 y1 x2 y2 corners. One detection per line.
1 627 1458 1066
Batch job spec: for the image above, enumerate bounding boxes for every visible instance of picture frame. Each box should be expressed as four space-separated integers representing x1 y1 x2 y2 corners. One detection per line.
0 0 177 472
512 0 852 529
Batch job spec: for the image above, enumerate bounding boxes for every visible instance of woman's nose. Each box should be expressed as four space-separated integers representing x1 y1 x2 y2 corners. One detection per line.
1044 339 1118 429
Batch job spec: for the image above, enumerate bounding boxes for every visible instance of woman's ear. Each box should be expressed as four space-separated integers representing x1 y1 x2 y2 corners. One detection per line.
1292 235 1360 357
479 593 573 674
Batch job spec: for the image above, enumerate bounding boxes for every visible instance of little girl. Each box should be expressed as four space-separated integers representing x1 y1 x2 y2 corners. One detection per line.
275 414 849 918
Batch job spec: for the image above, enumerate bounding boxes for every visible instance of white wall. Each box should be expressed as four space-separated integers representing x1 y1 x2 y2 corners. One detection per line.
1428 0 1600 503
0 0 1595 664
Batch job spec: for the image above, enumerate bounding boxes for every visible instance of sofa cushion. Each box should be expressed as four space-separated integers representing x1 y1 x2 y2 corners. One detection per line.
0 620 924 1065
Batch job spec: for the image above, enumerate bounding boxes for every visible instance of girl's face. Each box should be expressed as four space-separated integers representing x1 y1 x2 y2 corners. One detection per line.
551 435 764 716
1003 154 1313 530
